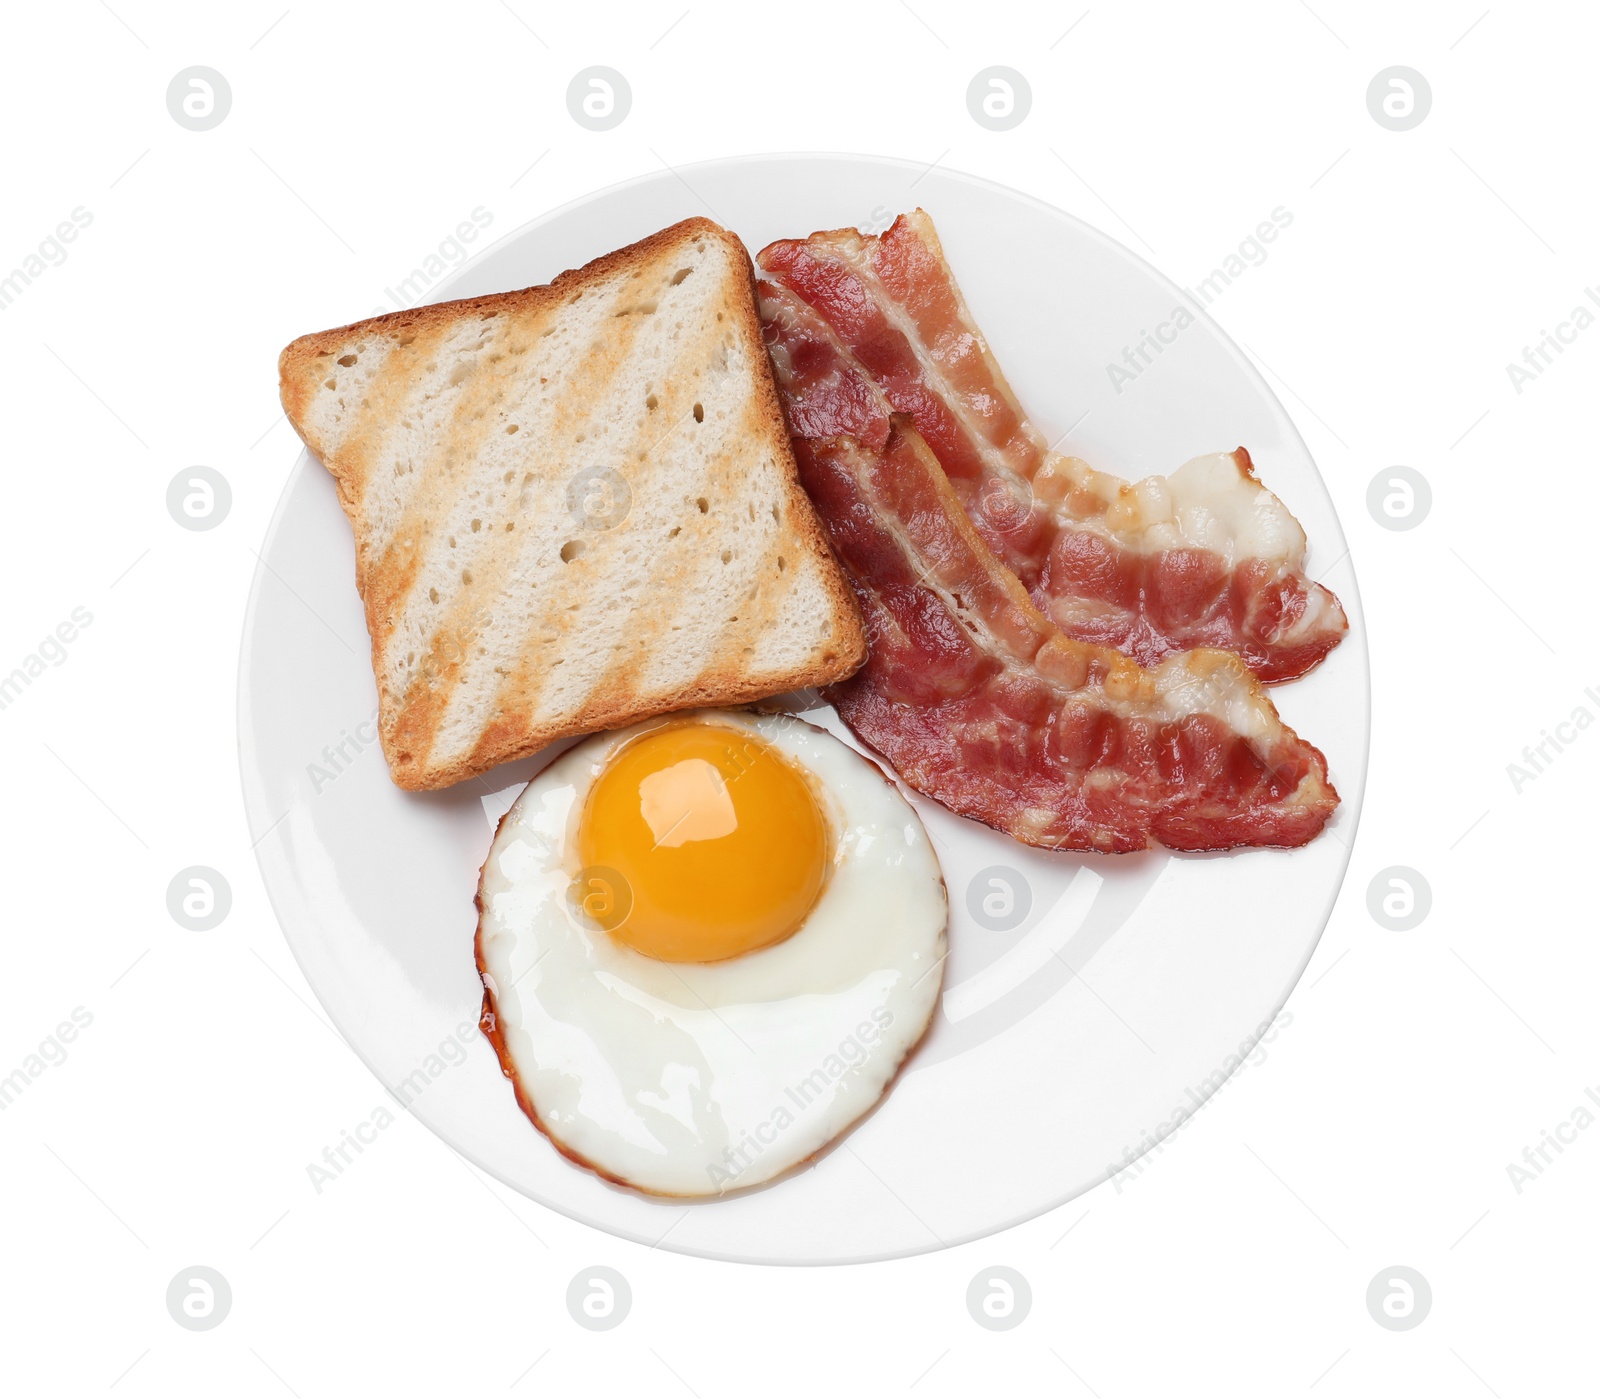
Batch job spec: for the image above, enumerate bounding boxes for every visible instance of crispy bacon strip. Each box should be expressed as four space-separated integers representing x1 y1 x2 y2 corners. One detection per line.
758 212 1348 684
791 417 1338 853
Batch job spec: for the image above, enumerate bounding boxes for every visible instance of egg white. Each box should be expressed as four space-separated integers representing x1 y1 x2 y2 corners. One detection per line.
475 708 948 1197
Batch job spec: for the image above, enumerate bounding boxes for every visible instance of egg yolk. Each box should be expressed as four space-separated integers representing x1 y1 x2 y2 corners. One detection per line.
575 721 829 962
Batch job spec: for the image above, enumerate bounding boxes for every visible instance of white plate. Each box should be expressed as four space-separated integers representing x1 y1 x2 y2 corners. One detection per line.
238 154 1368 1264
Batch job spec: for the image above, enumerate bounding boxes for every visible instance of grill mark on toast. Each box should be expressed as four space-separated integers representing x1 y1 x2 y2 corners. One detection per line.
340 322 458 519
373 369 525 762
559 287 751 731
365 315 555 681
327 320 455 525
297 316 504 674
684 397 801 691
452 252 774 773
431 241 713 774
393 275 664 778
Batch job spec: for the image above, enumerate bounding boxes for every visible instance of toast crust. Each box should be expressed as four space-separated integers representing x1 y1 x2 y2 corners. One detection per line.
279 218 866 791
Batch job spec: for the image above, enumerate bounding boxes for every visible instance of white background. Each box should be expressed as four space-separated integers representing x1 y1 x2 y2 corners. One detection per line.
1 0 1594 1393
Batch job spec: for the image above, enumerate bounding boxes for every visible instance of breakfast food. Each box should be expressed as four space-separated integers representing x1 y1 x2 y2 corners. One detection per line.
475 709 948 1195
790 418 1338 852
278 217 865 791
276 200 1352 1204
758 212 1348 683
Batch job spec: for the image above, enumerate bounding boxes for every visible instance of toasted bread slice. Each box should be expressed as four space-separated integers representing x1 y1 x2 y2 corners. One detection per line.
278 217 866 791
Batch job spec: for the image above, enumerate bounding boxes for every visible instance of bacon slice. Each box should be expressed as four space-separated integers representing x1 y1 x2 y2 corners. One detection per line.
792 416 1337 852
758 212 1348 684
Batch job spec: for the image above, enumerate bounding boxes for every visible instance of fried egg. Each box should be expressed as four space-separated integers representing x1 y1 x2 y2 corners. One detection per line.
475 709 947 1197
